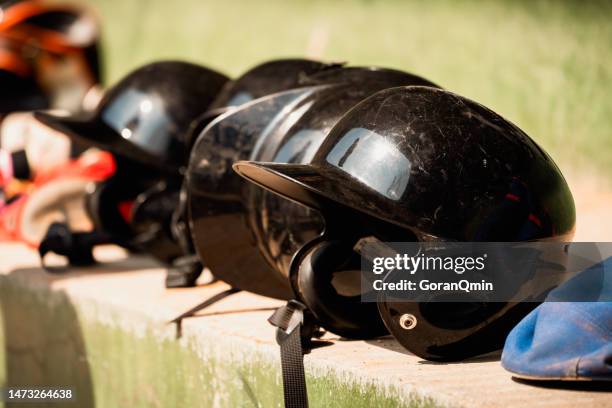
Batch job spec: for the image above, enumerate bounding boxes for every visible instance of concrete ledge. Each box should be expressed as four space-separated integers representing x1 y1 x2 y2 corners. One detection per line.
0 243 610 408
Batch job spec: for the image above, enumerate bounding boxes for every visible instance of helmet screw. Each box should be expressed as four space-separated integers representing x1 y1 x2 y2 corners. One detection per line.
399 313 417 330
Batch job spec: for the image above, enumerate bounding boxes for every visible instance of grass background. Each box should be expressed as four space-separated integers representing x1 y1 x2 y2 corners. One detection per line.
86 0 612 182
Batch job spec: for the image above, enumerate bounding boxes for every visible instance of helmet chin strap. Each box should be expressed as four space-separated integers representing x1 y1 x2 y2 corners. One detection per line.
267 300 316 408
267 237 328 408
267 235 391 408
165 180 204 288
163 255 201 287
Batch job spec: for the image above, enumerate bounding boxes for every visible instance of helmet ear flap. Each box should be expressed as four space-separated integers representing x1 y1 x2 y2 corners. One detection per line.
129 181 183 263
85 178 132 239
289 238 388 339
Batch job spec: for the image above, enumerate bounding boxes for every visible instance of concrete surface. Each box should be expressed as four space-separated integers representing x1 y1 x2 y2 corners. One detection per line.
569 174 612 242
0 243 610 408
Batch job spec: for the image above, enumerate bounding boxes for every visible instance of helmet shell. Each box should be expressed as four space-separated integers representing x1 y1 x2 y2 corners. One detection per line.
188 67 439 300
247 68 441 280
208 59 341 112
184 59 340 148
237 86 575 242
171 59 340 281
32 61 228 264
188 87 320 299
35 61 229 173
233 86 576 359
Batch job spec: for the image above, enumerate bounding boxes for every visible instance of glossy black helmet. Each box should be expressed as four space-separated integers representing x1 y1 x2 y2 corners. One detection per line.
208 59 341 114
165 58 339 288
184 58 340 148
35 61 229 173
33 61 229 266
187 66 439 302
234 86 576 359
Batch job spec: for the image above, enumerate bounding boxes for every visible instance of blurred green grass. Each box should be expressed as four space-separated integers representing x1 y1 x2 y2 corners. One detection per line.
86 0 612 180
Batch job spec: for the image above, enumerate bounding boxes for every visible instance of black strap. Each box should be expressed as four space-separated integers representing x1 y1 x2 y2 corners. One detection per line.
69 142 86 159
268 300 310 408
169 287 241 324
165 254 204 288
10 149 31 181
38 222 111 271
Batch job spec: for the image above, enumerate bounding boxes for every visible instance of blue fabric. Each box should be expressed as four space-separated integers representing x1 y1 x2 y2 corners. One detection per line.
501 257 612 381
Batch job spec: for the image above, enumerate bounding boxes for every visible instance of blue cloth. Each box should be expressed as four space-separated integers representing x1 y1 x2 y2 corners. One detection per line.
501 257 612 381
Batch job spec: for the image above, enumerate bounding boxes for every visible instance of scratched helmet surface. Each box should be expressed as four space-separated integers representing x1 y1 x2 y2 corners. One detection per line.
234 86 576 359
172 59 338 268
188 66 439 304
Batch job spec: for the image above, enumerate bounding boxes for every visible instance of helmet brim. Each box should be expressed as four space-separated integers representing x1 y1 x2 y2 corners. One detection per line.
234 160 423 235
35 111 177 174
233 161 331 211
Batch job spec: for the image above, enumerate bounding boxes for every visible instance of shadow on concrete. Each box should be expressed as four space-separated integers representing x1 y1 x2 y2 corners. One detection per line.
38 254 162 277
0 268 96 408
0 251 164 407
364 336 503 363
364 336 415 356
172 306 281 340
417 350 502 365
190 307 278 318
512 377 612 392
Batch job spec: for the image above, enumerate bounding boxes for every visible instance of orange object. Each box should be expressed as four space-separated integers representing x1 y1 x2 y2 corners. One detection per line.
0 0 101 97
0 46 31 76
1 1 91 53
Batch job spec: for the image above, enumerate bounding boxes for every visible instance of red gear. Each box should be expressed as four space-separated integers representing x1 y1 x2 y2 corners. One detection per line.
0 150 115 246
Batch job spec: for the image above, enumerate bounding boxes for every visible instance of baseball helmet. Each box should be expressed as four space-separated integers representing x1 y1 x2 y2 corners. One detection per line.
33 61 229 265
35 61 228 174
166 58 340 288
187 66 439 302
234 86 576 360
202 59 341 121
